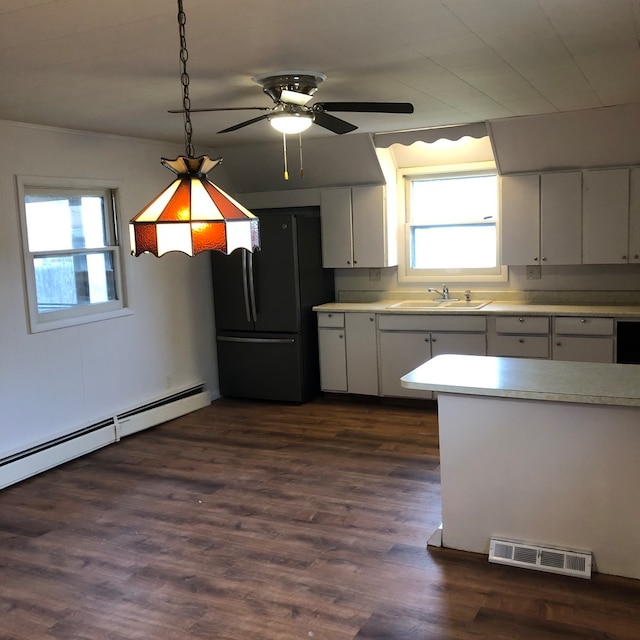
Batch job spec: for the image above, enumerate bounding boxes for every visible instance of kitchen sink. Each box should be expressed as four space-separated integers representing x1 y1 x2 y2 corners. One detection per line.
386 299 491 310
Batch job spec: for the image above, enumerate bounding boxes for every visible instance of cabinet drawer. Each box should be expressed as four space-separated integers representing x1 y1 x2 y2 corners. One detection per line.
554 316 614 336
493 335 549 358
379 314 486 332
317 312 344 328
495 316 549 334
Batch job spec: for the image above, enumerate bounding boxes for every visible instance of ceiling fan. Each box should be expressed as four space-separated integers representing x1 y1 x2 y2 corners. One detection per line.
168 70 414 135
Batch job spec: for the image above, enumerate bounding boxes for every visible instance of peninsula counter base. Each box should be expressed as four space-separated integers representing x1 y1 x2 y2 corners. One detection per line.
401 355 640 580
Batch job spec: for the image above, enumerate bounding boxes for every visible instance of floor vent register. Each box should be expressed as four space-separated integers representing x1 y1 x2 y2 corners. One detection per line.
489 537 592 579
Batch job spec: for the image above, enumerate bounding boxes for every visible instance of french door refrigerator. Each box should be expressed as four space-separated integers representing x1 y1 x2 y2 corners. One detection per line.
211 207 334 403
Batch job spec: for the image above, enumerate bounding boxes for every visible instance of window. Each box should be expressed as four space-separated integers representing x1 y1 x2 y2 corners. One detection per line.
399 163 506 283
17 177 128 332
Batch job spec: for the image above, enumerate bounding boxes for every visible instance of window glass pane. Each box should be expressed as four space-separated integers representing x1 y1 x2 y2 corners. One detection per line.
25 194 107 251
33 251 116 313
410 174 498 225
411 224 496 269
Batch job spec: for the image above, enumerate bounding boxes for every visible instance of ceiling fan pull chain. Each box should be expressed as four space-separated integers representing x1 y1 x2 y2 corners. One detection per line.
299 132 304 178
282 132 289 180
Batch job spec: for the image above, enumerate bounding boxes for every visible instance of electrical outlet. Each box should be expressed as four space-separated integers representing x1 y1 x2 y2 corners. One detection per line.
526 265 541 280
369 268 381 282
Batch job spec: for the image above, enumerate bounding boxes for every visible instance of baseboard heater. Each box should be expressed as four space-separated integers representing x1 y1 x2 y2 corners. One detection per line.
0 384 210 491
489 537 592 579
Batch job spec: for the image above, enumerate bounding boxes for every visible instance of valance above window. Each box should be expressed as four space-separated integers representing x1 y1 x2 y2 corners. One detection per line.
374 122 487 148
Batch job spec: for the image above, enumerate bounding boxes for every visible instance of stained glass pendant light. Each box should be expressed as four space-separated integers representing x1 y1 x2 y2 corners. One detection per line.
129 0 260 257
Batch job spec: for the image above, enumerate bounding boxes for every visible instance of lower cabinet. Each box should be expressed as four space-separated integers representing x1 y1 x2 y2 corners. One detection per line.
317 311 378 395
378 314 487 399
318 309 619 400
489 315 550 359
552 316 615 363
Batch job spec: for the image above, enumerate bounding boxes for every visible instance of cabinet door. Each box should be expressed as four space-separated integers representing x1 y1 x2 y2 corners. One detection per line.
345 313 378 395
352 185 389 268
501 174 540 265
431 332 487 357
379 332 432 399
629 168 640 262
540 172 582 265
320 188 353 268
553 336 614 363
582 169 629 264
318 328 347 392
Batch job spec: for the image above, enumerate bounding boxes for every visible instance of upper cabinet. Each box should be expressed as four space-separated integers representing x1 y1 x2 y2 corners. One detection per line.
502 167 640 266
501 171 582 265
582 169 629 264
320 185 397 268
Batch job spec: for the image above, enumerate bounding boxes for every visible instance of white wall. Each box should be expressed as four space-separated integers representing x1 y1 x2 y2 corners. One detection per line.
0 121 220 459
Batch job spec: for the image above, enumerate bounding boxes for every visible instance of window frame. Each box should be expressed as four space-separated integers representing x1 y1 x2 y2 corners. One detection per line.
16 175 130 333
397 161 508 285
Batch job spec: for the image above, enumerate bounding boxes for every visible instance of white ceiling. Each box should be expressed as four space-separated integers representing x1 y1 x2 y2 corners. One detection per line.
2 0 640 150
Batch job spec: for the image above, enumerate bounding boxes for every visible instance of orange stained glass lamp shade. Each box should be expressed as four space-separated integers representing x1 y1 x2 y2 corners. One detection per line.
129 155 260 257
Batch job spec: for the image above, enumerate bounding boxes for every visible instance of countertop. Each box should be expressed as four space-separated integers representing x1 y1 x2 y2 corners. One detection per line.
401 353 640 407
313 300 640 317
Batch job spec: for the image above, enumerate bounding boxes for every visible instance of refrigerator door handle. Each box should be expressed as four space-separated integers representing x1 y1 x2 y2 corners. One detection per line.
247 250 258 323
217 336 296 344
241 250 252 323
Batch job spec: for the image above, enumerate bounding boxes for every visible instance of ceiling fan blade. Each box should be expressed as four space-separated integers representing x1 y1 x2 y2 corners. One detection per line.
217 113 271 133
313 111 358 134
168 106 271 114
314 101 414 114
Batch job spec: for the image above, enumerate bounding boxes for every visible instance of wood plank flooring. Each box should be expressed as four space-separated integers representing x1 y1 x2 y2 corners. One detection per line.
1 395 640 639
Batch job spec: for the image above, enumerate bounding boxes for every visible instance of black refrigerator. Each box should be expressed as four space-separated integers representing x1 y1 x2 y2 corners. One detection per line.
211 207 335 403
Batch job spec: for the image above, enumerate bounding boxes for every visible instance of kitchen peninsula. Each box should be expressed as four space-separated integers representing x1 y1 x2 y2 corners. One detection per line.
401 354 640 579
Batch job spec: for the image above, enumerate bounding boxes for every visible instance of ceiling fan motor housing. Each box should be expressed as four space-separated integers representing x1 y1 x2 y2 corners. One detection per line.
253 71 327 103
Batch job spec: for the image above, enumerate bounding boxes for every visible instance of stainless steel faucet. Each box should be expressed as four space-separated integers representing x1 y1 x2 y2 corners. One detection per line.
428 284 449 300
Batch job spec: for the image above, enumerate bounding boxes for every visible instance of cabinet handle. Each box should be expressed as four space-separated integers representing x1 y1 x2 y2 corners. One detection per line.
369 317 374 322
542 257 547 261
580 318 586 323
339 334 343 339
519 338 524 343
431 337 437 342
328 313 332 317
424 337 430 342
353 260 358 265
635 254 639 260
346 261 351 265
622 255 627 260
533 257 539 262
556 341 562 346
519 317 525 322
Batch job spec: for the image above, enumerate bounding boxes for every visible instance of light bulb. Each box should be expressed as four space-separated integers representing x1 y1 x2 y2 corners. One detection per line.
269 113 313 134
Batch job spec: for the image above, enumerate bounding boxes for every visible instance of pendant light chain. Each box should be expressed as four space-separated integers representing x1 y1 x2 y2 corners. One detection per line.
177 0 194 158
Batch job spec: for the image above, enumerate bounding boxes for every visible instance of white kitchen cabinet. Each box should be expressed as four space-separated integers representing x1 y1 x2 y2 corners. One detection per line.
501 172 582 265
552 316 614 363
488 315 550 359
378 314 487 399
540 171 582 264
379 331 433 399
317 312 378 395
320 185 396 268
501 174 539 265
317 313 347 392
628 168 640 262
582 168 630 264
345 312 378 395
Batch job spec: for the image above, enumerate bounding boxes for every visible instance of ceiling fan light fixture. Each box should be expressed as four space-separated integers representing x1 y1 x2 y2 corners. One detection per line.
269 113 314 134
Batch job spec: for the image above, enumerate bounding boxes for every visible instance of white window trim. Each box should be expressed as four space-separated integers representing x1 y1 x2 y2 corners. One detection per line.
16 175 131 333
396 161 508 285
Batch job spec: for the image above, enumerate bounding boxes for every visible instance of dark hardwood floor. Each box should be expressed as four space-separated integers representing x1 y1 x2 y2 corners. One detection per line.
1 395 640 639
